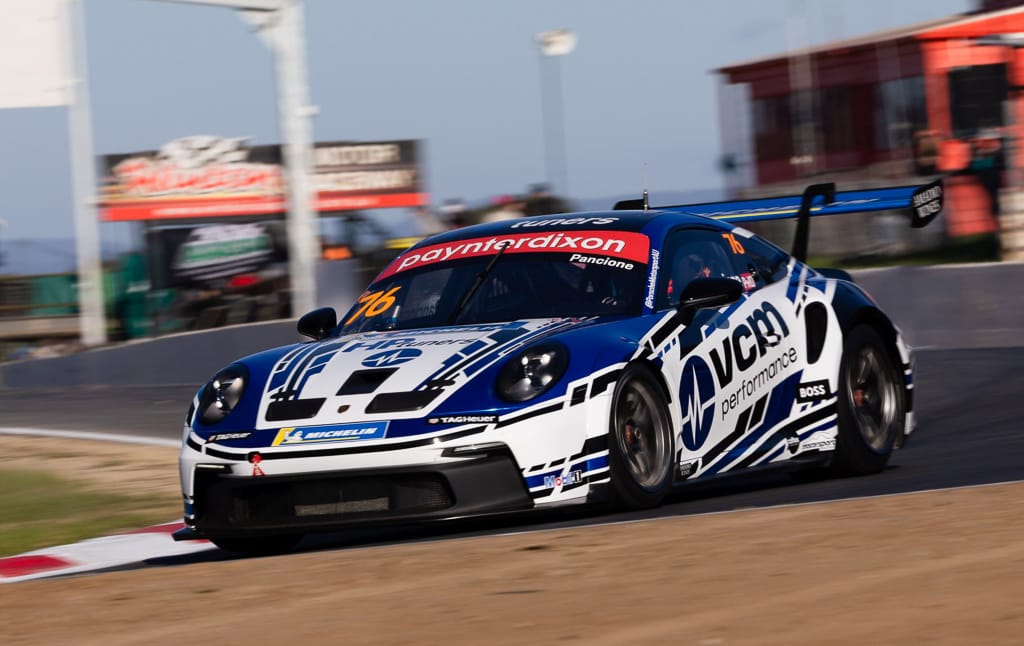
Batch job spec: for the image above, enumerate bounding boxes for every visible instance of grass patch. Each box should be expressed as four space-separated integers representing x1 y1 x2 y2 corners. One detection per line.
809 233 1001 269
0 469 179 557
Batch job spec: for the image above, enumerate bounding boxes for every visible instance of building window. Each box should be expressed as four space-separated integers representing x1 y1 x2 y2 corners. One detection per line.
820 87 853 155
752 95 793 160
875 76 928 152
948 64 1008 138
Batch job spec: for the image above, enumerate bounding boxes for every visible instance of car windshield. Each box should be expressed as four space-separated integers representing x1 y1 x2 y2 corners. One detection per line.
335 249 648 335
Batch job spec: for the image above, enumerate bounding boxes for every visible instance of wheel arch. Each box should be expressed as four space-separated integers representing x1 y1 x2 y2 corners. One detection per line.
831 281 914 447
631 356 674 406
831 282 903 366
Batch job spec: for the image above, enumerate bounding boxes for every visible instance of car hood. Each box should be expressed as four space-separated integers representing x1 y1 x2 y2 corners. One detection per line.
236 317 603 430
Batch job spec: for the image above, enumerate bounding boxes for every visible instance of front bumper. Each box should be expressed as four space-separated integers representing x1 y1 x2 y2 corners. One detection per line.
180 453 533 539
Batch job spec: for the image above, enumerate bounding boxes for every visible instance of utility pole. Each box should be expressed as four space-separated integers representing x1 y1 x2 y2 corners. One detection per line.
535 29 577 196
153 0 319 317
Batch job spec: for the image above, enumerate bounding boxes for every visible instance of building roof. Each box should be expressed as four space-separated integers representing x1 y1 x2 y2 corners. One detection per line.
717 6 1024 74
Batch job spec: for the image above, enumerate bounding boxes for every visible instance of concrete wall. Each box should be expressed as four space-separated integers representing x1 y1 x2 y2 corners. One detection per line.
0 319 300 389
2 263 1021 389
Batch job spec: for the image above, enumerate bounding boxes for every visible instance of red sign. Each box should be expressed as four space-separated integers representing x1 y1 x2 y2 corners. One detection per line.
378 230 651 280
99 137 427 221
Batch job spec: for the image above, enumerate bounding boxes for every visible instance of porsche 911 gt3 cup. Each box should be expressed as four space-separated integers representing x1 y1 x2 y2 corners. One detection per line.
176 180 942 553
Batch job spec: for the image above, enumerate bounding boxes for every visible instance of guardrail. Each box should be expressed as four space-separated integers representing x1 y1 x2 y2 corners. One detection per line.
1 263 1021 390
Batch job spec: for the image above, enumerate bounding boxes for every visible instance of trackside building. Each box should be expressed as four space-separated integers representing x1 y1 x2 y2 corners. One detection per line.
715 1 1024 248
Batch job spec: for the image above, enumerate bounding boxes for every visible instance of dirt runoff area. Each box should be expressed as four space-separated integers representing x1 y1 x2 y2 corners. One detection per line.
1 438 1023 645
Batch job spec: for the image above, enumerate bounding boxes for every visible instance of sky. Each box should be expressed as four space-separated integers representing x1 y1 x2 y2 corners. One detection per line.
0 0 970 256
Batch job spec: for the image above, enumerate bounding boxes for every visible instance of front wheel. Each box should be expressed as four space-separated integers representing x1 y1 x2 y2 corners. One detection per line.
608 364 675 509
831 325 905 476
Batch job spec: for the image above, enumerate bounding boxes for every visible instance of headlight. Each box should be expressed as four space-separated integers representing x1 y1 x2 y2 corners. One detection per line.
496 342 568 403
197 364 248 426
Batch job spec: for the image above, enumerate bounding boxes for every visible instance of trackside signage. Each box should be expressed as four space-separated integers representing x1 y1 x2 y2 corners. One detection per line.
377 230 650 279
99 137 427 221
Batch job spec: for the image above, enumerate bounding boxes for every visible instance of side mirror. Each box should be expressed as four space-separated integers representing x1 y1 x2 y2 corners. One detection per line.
297 307 337 340
676 278 743 325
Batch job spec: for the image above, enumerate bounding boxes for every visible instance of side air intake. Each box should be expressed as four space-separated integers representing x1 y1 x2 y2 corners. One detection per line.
804 303 828 364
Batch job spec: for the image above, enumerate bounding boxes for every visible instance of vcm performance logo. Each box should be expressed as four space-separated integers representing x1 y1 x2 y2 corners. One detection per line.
680 355 715 451
361 348 422 368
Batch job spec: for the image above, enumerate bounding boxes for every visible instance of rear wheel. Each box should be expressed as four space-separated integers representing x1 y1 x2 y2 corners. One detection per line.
831 325 904 476
608 364 675 509
209 534 302 555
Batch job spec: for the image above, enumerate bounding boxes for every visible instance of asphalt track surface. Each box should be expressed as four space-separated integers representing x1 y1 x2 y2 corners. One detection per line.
1 346 1021 564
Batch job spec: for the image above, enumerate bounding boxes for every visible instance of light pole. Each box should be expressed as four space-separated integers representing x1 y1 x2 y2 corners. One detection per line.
151 0 319 318
63 0 107 345
535 29 576 197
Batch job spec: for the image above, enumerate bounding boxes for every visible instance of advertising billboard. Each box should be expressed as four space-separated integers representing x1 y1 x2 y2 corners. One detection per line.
147 221 288 288
99 137 427 221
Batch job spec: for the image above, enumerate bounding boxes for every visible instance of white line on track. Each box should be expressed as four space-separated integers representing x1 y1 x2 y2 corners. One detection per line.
0 427 180 448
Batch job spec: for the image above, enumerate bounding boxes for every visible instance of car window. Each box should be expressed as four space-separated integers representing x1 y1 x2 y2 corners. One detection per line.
730 229 790 288
336 252 647 334
658 228 745 310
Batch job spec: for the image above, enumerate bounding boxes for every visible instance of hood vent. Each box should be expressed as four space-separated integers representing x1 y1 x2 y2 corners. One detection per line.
336 368 398 395
366 390 442 413
266 397 326 421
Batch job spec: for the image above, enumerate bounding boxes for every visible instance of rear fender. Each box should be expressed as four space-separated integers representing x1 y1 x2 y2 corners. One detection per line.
830 280 915 446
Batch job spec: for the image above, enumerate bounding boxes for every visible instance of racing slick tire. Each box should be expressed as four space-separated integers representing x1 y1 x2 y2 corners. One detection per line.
608 364 675 509
209 534 303 555
831 325 905 476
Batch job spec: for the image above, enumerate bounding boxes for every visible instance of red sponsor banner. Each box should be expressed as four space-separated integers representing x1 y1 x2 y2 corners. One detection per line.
99 137 426 222
102 192 429 222
378 230 650 280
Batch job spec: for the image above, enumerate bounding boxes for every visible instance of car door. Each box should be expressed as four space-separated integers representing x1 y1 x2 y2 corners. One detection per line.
658 226 805 480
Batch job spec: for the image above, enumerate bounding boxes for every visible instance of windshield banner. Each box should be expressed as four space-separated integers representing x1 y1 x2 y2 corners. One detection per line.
379 230 650 280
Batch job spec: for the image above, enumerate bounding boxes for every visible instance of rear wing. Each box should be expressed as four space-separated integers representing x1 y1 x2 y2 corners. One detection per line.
614 180 943 262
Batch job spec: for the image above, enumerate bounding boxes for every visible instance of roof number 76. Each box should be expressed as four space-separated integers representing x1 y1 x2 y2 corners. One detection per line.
345 286 401 325
722 233 745 255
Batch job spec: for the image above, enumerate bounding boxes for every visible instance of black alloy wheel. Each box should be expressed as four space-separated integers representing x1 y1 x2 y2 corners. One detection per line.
608 364 675 508
831 325 905 476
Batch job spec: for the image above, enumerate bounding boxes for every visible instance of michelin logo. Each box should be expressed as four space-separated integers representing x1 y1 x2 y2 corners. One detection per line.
272 421 388 446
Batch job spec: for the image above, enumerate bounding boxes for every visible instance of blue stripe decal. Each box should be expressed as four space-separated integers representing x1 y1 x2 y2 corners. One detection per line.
755 445 786 466
701 294 750 338
703 372 802 476
268 344 316 392
725 410 835 472
786 265 804 303
571 455 609 474
294 347 339 395
798 418 837 439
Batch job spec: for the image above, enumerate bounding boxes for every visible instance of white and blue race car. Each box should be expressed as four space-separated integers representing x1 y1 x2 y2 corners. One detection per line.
177 181 942 552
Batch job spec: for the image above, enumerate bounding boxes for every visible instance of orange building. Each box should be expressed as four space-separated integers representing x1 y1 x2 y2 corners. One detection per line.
717 1 1024 238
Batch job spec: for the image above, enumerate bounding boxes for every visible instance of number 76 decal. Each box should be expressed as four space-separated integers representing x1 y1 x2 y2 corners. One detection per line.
722 233 745 255
345 286 401 325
